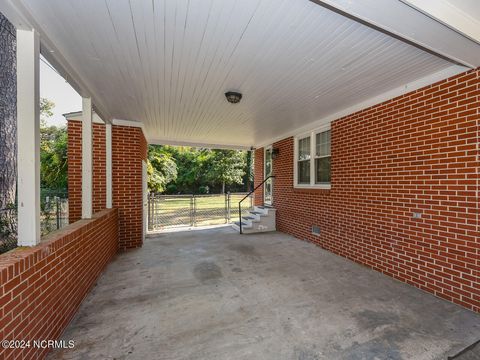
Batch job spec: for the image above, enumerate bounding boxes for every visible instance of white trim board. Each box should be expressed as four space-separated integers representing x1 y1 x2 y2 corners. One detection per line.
312 0 480 67
148 137 252 151
293 124 332 190
255 64 467 148
401 0 480 45
64 111 105 124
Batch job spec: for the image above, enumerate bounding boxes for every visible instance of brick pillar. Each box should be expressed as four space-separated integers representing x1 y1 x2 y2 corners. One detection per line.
67 119 147 251
112 125 147 251
253 148 264 206
67 120 106 223
67 120 82 223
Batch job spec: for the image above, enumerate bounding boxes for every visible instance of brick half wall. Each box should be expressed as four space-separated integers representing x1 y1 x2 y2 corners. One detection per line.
261 68 480 312
0 209 118 360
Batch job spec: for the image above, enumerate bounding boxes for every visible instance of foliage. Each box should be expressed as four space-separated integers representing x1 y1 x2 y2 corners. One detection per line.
39 98 68 190
147 145 248 194
165 184 177 194
147 146 178 193
204 150 246 193
40 125 68 189
198 185 209 194
40 98 55 123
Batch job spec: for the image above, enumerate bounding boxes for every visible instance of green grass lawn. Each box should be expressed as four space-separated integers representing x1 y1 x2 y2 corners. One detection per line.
149 193 254 229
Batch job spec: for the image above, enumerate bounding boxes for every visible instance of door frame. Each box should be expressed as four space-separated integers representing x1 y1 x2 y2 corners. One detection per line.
142 160 148 240
264 145 273 205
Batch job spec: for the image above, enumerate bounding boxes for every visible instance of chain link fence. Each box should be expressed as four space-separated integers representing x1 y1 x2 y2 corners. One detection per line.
0 207 17 254
0 191 69 255
148 192 254 231
40 193 69 236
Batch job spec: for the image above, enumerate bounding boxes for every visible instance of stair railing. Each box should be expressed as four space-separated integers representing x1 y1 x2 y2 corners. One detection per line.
238 175 275 234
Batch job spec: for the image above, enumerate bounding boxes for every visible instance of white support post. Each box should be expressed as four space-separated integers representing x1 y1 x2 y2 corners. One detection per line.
17 29 41 246
82 97 93 219
105 123 112 209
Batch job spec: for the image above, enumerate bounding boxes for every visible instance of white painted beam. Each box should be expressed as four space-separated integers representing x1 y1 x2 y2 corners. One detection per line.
148 138 252 151
311 0 480 68
0 0 112 123
105 123 112 209
401 0 480 44
82 97 93 219
17 29 40 246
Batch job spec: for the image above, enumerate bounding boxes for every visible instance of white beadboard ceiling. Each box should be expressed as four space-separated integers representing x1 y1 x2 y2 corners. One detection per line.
10 0 475 148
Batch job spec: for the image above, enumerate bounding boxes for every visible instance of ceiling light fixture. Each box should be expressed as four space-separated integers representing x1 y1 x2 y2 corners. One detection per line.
225 91 242 104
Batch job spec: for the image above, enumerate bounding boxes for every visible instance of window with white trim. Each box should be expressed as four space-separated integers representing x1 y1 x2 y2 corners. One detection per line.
297 136 311 184
315 130 331 184
294 127 331 189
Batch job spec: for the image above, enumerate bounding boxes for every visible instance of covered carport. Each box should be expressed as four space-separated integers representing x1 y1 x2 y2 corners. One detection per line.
0 0 479 359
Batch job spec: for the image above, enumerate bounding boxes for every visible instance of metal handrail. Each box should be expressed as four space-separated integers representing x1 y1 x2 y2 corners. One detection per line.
238 175 275 234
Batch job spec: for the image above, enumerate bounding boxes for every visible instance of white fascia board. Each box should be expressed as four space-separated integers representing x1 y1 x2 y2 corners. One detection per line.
64 111 105 124
401 0 480 45
0 0 112 124
311 0 480 68
148 137 252 151
255 64 467 148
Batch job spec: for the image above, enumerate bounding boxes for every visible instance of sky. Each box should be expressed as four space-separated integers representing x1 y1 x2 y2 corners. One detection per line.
40 56 81 127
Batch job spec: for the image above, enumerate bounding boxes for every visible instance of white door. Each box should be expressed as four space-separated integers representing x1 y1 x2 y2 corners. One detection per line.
142 160 148 240
264 147 273 205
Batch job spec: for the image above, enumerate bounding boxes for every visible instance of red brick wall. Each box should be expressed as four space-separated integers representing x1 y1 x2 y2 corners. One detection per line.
67 121 106 223
112 126 147 251
93 125 106 213
0 209 118 360
67 121 147 251
262 69 480 312
67 121 82 223
253 148 264 206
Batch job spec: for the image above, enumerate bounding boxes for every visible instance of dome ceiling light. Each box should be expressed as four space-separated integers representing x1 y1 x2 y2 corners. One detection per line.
225 91 242 104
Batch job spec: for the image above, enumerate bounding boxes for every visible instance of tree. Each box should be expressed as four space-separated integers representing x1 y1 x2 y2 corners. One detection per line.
205 150 246 194
40 125 68 190
147 145 177 193
37 98 70 191
0 13 17 242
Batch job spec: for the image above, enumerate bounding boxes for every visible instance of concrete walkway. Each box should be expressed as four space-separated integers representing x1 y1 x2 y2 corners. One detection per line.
49 227 480 360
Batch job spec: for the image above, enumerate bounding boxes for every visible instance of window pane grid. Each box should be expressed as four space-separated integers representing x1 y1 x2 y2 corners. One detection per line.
296 129 331 187
298 136 310 161
315 130 331 157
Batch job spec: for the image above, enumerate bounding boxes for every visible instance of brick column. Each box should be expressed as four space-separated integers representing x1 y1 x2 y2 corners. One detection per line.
112 125 147 250
67 120 106 223
67 119 147 250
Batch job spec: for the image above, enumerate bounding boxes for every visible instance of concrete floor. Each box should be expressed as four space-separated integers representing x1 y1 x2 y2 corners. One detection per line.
49 227 480 360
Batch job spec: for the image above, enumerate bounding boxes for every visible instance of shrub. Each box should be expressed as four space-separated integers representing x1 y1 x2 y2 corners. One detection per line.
198 185 209 194
165 184 177 194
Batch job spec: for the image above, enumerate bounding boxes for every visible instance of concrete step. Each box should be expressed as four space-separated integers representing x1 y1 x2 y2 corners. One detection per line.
232 206 276 234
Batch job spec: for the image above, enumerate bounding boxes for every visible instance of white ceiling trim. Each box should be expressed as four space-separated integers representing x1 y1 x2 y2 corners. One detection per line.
148 138 251 151
4 0 478 149
312 0 480 68
401 0 480 45
256 64 467 148
64 111 105 124
0 0 113 124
